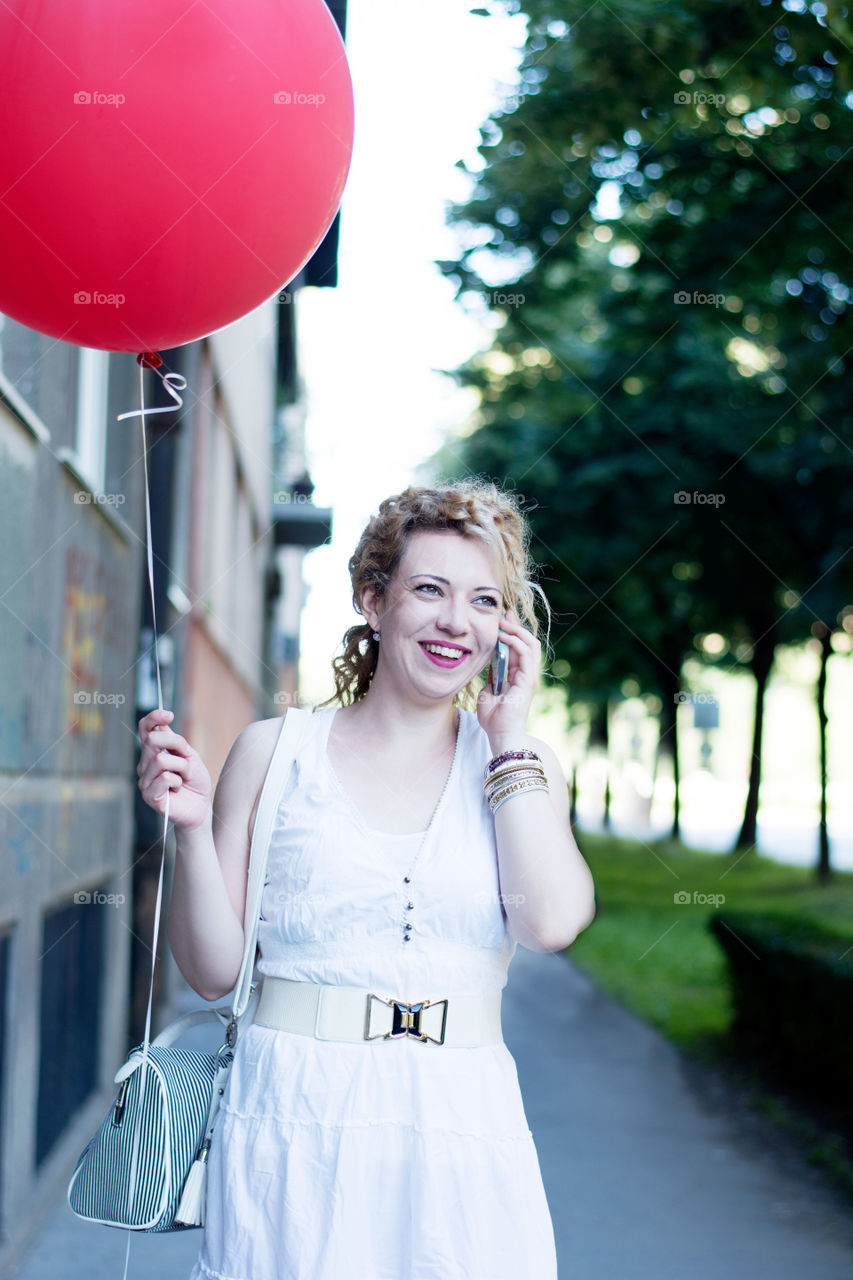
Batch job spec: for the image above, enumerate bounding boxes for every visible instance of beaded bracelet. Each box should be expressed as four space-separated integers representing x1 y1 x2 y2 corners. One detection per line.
484 749 542 780
489 777 550 815
483 761 547 791
484 767 548 804
489 773 549 800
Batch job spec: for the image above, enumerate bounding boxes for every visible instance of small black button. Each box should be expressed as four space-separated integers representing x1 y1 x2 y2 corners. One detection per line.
403 875 411 883
407 902 414 910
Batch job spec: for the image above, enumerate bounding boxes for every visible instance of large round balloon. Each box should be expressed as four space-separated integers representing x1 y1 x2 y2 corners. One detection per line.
0 0 354 352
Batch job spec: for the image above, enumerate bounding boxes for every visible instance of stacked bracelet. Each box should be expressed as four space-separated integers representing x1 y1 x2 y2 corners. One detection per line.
484 749 541 779
490 777 548 814
483 766 546 806
483 748 549 814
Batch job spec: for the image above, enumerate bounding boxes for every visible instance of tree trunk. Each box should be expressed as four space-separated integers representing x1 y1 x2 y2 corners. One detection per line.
657 662 682 841
815 625 833 883
602 705 611 830
587 705 611 831
734 626 776 851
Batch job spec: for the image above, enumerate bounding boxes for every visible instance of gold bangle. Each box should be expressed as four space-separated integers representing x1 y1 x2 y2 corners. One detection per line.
488 777 550 814
491 783 549 815
483 762 547 792
484 767 547 801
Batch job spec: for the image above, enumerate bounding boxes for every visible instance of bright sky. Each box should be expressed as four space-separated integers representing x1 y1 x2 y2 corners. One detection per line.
296 0 526 700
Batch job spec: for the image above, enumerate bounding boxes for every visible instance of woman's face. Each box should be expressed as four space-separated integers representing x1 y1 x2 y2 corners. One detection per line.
362 529 505 704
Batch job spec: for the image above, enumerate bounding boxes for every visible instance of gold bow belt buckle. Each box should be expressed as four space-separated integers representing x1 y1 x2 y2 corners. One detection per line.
364 993 448 1044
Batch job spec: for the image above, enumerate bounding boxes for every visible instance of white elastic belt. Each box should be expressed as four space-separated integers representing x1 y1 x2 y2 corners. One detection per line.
254 976 503 1047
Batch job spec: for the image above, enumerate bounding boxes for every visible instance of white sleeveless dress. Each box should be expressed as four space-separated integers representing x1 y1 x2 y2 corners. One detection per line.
188 707 559 1280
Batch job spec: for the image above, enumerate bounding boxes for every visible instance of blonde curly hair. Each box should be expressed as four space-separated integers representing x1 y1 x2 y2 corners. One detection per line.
324 479 549 708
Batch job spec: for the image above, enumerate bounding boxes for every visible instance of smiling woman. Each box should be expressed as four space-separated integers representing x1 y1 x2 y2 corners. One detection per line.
326 480 544 707
138 478 596 1280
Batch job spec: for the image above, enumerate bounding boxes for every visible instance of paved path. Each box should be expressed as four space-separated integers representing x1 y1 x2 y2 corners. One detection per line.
8 949 853 1279
510 945 853 1279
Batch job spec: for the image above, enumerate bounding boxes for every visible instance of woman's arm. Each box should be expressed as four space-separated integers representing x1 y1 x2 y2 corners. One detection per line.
476 611 597 952
168 817 244 1002
488 731 596 952
137 710 279 1001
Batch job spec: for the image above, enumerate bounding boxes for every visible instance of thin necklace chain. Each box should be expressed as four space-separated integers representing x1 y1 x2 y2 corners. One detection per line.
399 709 462 904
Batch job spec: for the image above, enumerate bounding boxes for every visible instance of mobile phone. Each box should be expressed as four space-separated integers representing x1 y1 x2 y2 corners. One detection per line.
489 640 509 695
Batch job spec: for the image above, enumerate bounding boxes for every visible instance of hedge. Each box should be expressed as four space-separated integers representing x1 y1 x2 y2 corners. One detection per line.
708 909 853 1100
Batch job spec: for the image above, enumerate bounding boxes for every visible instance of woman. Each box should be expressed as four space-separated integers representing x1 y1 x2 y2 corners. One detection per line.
137 480 596 1280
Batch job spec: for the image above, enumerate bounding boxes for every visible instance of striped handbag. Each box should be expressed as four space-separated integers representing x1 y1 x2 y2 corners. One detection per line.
67 708 309 1232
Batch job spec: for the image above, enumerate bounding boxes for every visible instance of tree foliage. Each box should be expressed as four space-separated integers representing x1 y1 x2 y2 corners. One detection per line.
438 0 853 853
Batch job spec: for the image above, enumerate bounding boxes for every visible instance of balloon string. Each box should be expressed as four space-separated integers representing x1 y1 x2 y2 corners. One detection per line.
119 354 187 1276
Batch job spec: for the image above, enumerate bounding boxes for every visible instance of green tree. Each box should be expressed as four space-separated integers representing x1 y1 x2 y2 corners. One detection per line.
439 0 853 871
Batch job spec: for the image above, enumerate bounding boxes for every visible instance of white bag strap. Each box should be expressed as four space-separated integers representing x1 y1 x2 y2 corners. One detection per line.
228 707 311 1023
113 1007 232 1082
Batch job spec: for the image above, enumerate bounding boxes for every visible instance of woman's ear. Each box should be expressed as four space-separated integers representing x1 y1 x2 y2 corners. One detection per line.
359 583 382 632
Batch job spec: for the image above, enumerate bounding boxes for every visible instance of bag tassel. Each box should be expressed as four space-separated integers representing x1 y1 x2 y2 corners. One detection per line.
175 1051 231 1227
175 1140 210 1227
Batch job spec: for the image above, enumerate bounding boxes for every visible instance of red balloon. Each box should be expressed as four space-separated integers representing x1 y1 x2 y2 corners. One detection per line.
0 0 354 352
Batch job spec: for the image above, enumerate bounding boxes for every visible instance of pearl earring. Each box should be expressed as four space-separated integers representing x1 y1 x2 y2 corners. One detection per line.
372 631 380 641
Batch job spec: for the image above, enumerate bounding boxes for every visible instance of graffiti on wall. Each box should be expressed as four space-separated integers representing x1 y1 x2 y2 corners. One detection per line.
63 547 126 735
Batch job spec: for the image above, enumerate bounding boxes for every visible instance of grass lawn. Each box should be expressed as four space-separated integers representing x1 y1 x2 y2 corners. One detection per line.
566 829 853 1055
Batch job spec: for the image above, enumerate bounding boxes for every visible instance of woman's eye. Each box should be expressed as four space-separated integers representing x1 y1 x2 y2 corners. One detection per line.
413 584 498 607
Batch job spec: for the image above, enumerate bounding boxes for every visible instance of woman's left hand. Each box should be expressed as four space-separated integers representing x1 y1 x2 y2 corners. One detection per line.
476 608 541 743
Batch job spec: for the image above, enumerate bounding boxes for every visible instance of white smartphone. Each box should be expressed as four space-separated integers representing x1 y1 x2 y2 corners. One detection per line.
489 640 509 695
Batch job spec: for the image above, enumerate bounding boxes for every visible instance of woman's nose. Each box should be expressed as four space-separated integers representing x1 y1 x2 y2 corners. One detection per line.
436 594 468 634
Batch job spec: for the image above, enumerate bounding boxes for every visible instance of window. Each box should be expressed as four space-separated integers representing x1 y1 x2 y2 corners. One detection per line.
69 347 110 492
36 896 104 1167
0 315 78 446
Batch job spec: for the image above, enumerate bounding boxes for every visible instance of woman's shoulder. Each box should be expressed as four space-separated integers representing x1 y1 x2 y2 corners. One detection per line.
231 706 320 768
236 708 321 831
241 704 325 735
230 714 280 760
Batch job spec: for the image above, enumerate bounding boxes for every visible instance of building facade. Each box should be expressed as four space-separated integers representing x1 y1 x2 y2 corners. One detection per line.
0 0 348 1257
0 287 337 1276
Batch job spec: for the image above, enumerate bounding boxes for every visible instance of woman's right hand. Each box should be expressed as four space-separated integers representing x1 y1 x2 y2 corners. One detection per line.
137 709 213 831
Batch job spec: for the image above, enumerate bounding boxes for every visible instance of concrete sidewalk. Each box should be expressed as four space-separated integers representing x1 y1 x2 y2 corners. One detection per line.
510 945 853 1279
8 949 853 1279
